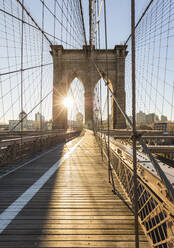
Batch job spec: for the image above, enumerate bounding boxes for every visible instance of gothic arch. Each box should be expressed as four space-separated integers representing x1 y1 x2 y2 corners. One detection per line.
51 45 127 129
67 72 85 89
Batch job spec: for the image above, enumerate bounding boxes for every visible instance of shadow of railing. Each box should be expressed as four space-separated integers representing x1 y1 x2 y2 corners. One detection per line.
95 132 174 248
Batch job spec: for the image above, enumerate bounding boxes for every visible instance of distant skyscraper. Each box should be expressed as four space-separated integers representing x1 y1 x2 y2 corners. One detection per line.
9 110 35 131
146 113 159 124
136 111 146 125
19 111 27 121
35 112 45 122
35 112 45 130
161 115 167 121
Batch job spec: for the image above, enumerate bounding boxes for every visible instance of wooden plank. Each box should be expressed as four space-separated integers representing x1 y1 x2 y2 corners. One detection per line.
8 210 132 215
3 229 145 235
0 131 150 248
0 241 150 248
0 234 149 241
1 219 136 224
3 223 137 229
15 216 135 221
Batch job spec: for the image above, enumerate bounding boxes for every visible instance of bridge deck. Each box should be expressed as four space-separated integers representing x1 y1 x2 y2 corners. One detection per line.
0 131 150 247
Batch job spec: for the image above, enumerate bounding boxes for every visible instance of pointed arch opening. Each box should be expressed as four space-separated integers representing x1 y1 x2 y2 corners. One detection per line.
66 77 84 129
94 78 113 130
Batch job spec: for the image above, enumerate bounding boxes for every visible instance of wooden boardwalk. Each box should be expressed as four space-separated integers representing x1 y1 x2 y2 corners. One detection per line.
0 131 150 247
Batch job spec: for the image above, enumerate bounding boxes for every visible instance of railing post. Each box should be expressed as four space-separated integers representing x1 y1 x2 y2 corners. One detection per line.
131 0 139 247
12 142 17 161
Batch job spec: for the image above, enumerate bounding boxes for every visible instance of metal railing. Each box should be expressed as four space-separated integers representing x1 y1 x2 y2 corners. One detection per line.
96 132 174 248
0 130 82 166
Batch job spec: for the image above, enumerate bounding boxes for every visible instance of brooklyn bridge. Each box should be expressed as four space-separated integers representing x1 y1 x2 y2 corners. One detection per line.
0 0 174 247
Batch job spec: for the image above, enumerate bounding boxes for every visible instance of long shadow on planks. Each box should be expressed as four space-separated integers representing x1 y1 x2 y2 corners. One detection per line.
0 132 150 247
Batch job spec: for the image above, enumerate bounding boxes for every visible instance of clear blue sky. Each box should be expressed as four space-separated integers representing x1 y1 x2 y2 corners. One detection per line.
106 0 148 46
83 0 148 47
26 0 148 48
4 0 170 124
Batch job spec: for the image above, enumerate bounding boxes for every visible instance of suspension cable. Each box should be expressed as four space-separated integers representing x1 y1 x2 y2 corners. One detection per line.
103 0 116 191
16 0 52 45
9 90 52 132
92 57 174 202
20 0 24 133
131 0 139 246
79 0 87 46
125 0 155 45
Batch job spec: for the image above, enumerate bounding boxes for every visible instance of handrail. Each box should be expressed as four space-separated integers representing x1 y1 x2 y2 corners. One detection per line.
92 59 174 202
96 132 174 247
0 130 81 147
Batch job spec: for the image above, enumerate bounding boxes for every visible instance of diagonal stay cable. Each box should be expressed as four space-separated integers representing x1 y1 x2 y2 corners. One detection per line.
91 57 174 203
9 90 52 132
16 0 52 45
0 63 53 77
125 0 155 45
79 0 87 46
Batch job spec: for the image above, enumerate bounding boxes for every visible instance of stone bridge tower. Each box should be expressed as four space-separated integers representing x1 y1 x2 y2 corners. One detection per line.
51 45 127 130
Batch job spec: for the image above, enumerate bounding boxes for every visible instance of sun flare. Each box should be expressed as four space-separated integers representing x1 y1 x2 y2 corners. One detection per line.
63 97 73 108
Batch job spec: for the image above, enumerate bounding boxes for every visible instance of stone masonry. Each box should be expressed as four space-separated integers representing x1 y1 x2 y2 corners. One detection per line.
50 45 127 129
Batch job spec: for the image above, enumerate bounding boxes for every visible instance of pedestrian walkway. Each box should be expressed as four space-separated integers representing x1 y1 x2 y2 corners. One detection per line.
0 131 150 247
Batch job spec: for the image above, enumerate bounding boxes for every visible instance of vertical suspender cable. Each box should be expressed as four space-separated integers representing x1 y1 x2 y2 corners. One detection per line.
21 0 24 132
79 0 87 46
171 81 174 121
40 0 44 130
65 0 68 49
97 0 103 158
125 0 154 45
103 0 111 183
61 0 63 45
54 0 56 44
131 0 139 247
89 0 93 48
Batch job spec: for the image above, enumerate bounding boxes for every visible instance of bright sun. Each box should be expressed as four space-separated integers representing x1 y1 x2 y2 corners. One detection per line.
63 97 73 108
